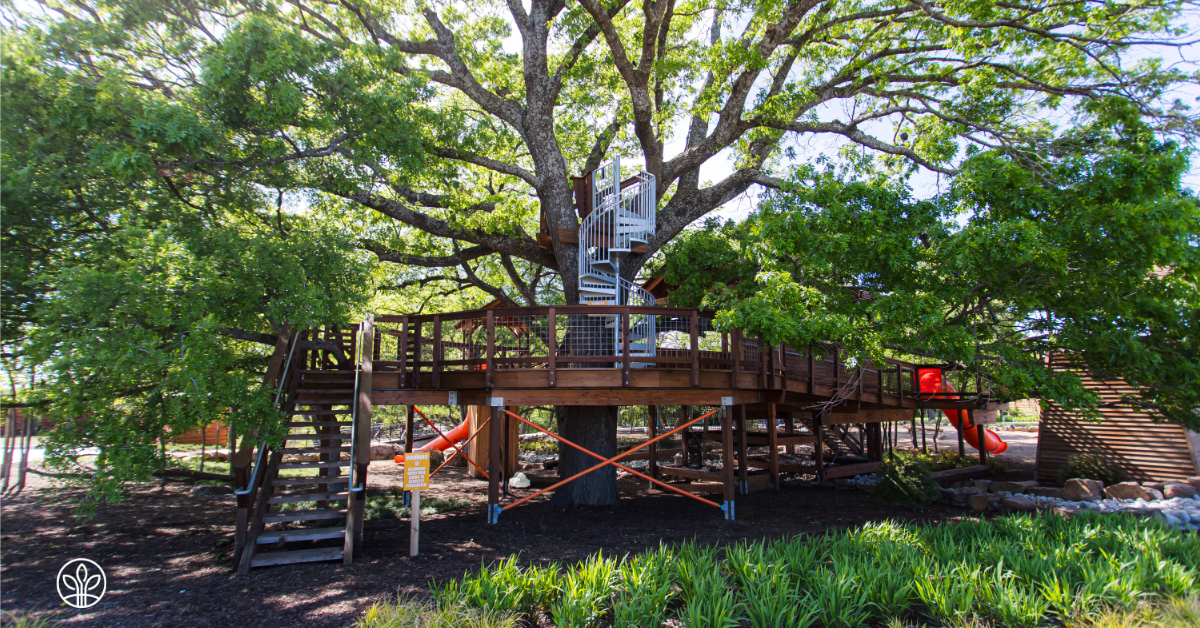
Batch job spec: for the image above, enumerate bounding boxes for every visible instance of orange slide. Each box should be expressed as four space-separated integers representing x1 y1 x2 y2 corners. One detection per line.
918 369 1008 455
419 419 470 452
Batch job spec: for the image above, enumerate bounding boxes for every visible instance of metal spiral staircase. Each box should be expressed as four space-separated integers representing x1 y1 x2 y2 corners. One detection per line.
577 156 658 359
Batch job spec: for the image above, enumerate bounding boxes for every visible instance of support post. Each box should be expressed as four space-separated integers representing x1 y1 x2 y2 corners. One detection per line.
547 307 557 387
785 413 795 455
920 408 928 453
409 490 421 557
405 406 415 453
767 402 780 489
647 405 659 483
737 405 748 493
487 402 502 524
973 410 987 465
813 411 825 484
690 310 700 387
958 411 966 458
721 398 735 519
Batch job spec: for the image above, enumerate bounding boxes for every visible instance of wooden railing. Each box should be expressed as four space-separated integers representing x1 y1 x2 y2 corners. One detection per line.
370 306 946 395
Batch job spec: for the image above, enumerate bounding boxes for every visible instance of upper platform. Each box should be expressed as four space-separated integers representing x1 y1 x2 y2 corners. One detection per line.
338 306 992 413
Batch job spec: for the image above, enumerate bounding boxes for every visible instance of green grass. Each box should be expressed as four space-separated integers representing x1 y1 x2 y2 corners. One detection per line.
355 596 517 628
399 513 1199 628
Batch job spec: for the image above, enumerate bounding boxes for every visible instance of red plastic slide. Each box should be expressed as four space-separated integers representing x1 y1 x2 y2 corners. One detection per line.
918 369 1008 455
420 419 470 452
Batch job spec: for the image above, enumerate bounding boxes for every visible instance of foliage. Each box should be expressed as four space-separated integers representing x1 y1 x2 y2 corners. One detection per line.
1057 454 1128 487
873 457 942 508
356 596 517 628
365 487 469 521
424 514 1199 627
661 118 1200 429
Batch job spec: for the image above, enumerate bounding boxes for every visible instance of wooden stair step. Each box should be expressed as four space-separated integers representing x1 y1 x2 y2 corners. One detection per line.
297 388 355 393
285 421 352 428
280 446 350 455
263 509 346 523
278 461 351 469
269 491 347 504
257 526 346 544
250 547 343 567
284 434 348 441
273 477 346 486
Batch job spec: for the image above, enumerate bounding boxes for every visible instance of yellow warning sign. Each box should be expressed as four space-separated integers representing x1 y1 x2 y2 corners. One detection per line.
403 451 430 490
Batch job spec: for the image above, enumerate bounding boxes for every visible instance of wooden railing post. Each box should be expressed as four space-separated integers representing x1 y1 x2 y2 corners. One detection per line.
721 400 735 519
622 307 631 387
346 314 373 562
690 310 700 387
547 307 557 387
759 337 768 389
399 317 409 388
807 344 815 390
412 320 422 388
731 329 742 389
432 315 442 389
485 310 495 388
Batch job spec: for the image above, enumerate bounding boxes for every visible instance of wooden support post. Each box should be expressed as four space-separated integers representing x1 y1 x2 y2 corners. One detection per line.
721 400 735 518
399 318 410 387
911 411 918 450
409 490 420 557
647 405 659 483
866 422 883 462
972 410 987 465
487 403 502 524
405 406 415 453
412 321 422 387
731 330 742 389
432 315 443 389
813 411 825 484
759 337 768 389
767 402 780 489
485 311 495 388
920 409 928 453
737 405 748 493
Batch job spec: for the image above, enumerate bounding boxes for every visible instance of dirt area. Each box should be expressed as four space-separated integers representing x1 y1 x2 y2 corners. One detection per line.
0 429 1039 628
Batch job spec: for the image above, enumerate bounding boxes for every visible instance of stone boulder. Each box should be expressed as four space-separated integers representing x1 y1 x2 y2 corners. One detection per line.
1063 478 1102 502
1143 481 1165 492
1145 487 1165 501
370 444 398 461
967 494 992 511
1186 476 1200 491
1104 482 1151 501
1164 482 1199 499
973 479 992 492
1002 495 1037 511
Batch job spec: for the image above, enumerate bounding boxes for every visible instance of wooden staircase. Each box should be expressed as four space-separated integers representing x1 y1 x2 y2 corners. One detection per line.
235 324 372 573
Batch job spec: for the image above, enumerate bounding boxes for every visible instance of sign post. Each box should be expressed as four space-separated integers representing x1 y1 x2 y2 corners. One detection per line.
401 451 430 557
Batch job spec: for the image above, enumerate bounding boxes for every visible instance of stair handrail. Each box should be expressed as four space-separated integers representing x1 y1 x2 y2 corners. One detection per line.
236 332 300 498
348 320 366 495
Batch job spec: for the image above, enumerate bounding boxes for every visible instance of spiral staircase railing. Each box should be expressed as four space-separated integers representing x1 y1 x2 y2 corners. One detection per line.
578 157 658 360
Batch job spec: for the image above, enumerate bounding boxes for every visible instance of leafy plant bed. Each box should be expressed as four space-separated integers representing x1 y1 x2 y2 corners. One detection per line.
404 514 1198 628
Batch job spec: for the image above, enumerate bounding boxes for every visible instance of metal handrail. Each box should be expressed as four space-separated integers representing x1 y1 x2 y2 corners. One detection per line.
236 333 299 497
347 320 366 494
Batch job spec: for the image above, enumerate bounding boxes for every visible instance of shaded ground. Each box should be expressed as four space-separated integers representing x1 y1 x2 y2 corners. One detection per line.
0 430 1038 628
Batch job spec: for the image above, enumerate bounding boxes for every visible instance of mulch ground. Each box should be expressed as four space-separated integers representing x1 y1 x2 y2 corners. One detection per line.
1 456 1012 628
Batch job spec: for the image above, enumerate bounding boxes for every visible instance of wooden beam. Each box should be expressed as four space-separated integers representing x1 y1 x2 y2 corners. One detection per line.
767 401 779 489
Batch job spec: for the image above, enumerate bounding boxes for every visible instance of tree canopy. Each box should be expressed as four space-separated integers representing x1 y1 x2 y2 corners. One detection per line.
659 108 1200 428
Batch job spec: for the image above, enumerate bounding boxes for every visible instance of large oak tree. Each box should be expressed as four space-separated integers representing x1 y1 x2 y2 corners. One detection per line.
5 0 1197 504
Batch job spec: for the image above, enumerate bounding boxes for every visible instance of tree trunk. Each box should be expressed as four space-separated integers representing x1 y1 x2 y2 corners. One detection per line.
550 404 620 507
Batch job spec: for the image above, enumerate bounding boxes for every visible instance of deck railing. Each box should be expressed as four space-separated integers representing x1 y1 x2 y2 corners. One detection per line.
367 306 954 396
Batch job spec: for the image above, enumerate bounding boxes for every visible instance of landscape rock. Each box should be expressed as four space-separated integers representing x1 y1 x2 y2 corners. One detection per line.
952 491 970 504
1063 478 1103 501
1053 505 1079 518
1143 481 1165 492
967 494 992 511
990 480 1035 494
1145 487 1165 501
508 472 531 489
370 444 398 461
1164 482 1198 499
960 486 982 496
1002 495 1037 511
190 484 233 496
1104 482 1152 501
1027 486 1063 499
1187 477 1200 491
973 479 992 492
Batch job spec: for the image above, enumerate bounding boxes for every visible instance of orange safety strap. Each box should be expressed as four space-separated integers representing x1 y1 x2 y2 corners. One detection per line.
504 410 721 509
502 408 721 511
414 407 489 479
431 417 490 477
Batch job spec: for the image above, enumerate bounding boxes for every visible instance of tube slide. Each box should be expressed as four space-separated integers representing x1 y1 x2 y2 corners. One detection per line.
918 369 1008 455
420 419 470 452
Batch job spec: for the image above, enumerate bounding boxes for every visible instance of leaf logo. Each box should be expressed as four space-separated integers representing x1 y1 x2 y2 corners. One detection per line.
56 558 107 609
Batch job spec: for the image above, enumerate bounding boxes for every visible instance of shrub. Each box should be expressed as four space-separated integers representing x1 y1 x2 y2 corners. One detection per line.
872 456 940 508
1057 453 1125 486
357 596 517 628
